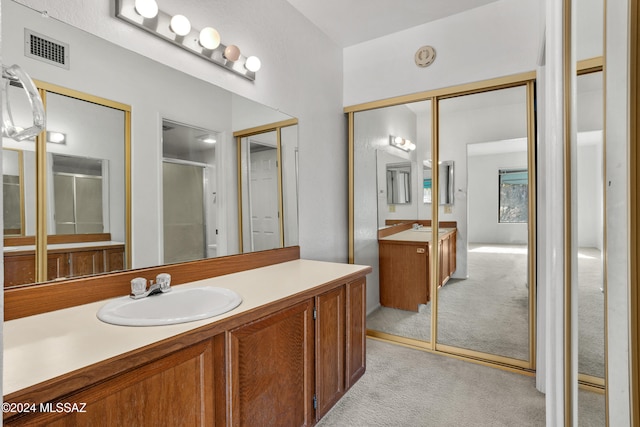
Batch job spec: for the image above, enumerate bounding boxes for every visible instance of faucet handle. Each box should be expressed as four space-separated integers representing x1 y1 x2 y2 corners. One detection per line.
156 273 171 292
130 277 148 297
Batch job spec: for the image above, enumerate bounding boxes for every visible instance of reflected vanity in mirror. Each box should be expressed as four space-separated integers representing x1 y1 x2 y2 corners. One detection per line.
2 0 300 300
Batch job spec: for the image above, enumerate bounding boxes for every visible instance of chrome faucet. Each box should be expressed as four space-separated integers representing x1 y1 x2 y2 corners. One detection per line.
130 273 172 299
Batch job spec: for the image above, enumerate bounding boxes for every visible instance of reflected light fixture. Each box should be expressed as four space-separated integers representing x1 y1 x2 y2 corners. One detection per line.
196 134 217 144
170 14 191 36
389 135 416 152
116 0 261 80
47 131 66 144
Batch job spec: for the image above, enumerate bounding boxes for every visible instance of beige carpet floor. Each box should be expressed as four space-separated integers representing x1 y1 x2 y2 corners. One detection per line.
317 339 606 426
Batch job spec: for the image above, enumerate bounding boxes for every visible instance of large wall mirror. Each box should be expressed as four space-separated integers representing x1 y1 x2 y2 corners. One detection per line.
2 0 299 293
349 74 536 370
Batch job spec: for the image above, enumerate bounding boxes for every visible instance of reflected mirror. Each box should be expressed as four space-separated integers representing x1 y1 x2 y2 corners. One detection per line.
236 120 299 254
3 149 23 236
423 160 454 205
386 162 412 204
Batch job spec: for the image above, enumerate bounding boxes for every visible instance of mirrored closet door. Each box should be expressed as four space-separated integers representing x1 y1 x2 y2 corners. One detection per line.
435 84 535 366
354 100 433 343
349 74 536 370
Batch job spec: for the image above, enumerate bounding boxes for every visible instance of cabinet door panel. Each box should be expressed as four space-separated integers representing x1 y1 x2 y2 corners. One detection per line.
316 286 345 418
69 250 103 277
346 277 367 388
104 247 125 272
229 300 315 427
6 340 216 426
4 254 36 287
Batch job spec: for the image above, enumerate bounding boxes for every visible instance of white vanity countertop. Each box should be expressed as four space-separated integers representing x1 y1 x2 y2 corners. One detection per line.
379 227 455 243
4 241 125 252
3 259 370 396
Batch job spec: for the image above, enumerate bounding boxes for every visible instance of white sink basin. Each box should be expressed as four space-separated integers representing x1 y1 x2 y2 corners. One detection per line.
97 287 242 326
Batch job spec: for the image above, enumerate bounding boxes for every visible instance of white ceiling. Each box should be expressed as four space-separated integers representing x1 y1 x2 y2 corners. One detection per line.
284 0 502 47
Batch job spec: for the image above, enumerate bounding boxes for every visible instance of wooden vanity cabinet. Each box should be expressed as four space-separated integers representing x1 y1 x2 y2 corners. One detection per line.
315 277 367 420
345 277 367 388
4 269 368 427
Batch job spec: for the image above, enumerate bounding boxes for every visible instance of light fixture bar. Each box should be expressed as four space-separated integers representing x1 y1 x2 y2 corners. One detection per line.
116 0 257 81
389 135 416 152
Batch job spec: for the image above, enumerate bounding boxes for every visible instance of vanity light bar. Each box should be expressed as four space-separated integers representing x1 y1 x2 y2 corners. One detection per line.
116 0 258 81
389 135 416 152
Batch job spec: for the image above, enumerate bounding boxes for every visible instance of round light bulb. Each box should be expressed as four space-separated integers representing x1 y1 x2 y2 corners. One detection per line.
224 45 241 62
170 15 191 36
245 56 261 72
134 0 158 19
394 136 403 145
199 27 221 50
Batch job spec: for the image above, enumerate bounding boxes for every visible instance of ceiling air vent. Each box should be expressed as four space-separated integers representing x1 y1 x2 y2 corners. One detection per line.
24 29 69 70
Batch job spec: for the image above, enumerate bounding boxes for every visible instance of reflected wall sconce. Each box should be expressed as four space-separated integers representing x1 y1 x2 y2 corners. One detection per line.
116 0 261 81
389 135 416 152
47 131 66 144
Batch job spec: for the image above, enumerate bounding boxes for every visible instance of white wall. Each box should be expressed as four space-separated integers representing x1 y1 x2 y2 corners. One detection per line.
9 0 347 263
468 150 529 244
344 0 540 106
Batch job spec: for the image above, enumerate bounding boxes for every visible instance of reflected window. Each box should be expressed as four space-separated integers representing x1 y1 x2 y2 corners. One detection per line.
498 169 528 223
